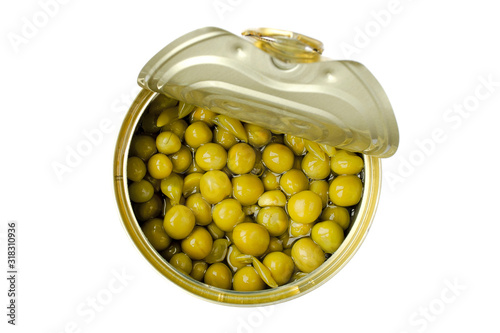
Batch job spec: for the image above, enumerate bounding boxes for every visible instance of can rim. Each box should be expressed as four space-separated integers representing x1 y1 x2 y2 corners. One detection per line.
113 89 382 306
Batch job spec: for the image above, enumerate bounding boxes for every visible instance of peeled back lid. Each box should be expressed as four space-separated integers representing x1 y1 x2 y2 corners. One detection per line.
138 27 399 157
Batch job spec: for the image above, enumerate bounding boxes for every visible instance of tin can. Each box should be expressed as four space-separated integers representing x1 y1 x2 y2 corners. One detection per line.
114 27 398 305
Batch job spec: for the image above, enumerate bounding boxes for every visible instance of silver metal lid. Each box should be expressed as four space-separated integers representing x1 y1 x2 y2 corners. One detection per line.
138 27 399 157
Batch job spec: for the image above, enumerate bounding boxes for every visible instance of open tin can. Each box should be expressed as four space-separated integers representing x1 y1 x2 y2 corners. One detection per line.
114 27 399 305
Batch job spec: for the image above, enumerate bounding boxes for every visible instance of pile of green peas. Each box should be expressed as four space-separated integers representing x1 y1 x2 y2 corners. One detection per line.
127 94 365 291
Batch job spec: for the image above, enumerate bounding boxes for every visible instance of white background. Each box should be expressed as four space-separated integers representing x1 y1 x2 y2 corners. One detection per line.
1 0 499 332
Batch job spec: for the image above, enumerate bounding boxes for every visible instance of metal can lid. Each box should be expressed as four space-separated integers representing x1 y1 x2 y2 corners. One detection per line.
138 27 399 157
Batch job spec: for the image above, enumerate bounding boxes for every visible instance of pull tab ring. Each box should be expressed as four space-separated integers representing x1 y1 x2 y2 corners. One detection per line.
242 28 323 63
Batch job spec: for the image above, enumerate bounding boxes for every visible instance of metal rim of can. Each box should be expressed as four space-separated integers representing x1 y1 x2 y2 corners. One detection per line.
113 89 382 306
